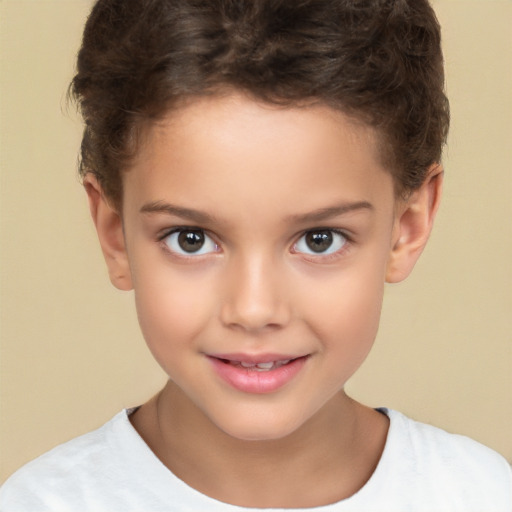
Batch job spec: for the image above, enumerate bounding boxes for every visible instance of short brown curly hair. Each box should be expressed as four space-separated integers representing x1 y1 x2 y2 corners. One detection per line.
71 0 449 208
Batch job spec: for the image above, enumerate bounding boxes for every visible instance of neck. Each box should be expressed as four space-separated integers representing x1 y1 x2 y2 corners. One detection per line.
131 381 388 508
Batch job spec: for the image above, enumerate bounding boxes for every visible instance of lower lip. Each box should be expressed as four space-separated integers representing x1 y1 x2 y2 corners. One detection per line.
208 356 308 394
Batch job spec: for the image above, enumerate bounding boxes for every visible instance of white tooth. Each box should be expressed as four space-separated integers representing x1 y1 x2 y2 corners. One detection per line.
240 361 256 368
255 362 274 370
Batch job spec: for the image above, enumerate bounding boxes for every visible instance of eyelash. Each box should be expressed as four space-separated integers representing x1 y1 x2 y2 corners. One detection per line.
157 227 353 261
292 228 352 261
158 227 220 260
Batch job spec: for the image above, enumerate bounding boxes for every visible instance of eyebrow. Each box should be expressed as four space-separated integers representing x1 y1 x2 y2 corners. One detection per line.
140 200 373 225
287 201 374 224
140 201 217 224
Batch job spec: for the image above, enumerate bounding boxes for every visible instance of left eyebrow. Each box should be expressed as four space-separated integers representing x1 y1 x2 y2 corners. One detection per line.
287 201 374 224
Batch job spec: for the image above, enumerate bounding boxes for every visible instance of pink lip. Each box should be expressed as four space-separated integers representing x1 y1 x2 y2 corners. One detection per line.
207 354 309 394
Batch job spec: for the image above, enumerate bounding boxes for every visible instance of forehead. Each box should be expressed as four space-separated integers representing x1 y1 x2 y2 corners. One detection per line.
123 93 395 220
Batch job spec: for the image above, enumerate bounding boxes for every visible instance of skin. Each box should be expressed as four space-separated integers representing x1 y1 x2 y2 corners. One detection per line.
85 92 442 507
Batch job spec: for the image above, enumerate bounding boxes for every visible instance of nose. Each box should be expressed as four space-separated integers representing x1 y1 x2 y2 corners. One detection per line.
219 254 291 333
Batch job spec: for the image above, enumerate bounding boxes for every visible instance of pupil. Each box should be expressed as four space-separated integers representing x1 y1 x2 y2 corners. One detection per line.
306 231 332 253
178 230 204 253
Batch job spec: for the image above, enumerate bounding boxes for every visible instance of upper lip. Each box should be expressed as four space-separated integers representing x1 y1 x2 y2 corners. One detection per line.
207 353 306 364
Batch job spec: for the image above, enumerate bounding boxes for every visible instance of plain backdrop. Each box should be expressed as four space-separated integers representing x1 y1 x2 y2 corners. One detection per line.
1 0 511 483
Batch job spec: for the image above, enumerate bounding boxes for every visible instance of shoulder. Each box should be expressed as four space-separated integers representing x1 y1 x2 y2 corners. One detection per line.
0 409 232 512
388 409 510 473
0 410 132 511
380 409 512 510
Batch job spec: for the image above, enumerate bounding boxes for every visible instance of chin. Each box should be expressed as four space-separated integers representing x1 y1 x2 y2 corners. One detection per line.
224 426 298 443
212 411 305 443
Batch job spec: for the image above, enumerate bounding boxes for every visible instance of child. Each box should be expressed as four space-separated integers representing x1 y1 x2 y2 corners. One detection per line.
1 0 510 510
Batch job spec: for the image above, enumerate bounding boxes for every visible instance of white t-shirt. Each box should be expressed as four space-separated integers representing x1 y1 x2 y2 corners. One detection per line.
1 408 511 511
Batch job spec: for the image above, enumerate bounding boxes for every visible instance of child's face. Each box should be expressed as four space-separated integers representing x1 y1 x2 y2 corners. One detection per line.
102 93 409 440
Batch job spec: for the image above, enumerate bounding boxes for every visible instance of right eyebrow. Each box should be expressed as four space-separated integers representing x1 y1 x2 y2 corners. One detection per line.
140 201 217 224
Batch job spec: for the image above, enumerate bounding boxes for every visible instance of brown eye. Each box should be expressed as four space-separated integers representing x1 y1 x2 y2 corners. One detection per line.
305 231 333 253
164 229 218 255
178 230 205 253
294 230 347 255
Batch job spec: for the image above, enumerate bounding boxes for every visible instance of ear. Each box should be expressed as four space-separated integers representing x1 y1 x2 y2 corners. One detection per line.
386 165 443 283
84 174 133 291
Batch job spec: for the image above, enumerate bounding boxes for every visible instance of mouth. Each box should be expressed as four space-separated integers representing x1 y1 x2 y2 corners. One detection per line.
217 358 296 372
207 354 309 394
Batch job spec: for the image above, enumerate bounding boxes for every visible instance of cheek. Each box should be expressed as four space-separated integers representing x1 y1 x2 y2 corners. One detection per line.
131 263 216 362
301 260 386 355
312 282 384 390
314 284 383 342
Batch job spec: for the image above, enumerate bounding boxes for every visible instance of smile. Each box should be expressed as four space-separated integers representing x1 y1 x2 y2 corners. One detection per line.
207 354 309 394
227 359 292 371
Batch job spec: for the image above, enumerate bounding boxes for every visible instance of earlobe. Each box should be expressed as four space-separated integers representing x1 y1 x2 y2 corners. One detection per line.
84 175 133 291
386 166 443 283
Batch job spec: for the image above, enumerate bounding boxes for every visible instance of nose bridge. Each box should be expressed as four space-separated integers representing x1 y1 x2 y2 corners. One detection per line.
220 249 289 332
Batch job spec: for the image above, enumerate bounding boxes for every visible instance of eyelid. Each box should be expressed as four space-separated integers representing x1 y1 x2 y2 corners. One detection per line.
157 225 213 241
291 228 352 259
156 225 352 260
293 227 352 243
158 226 221 258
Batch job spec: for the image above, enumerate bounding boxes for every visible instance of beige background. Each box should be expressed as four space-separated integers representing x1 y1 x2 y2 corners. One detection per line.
0 0 511 483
